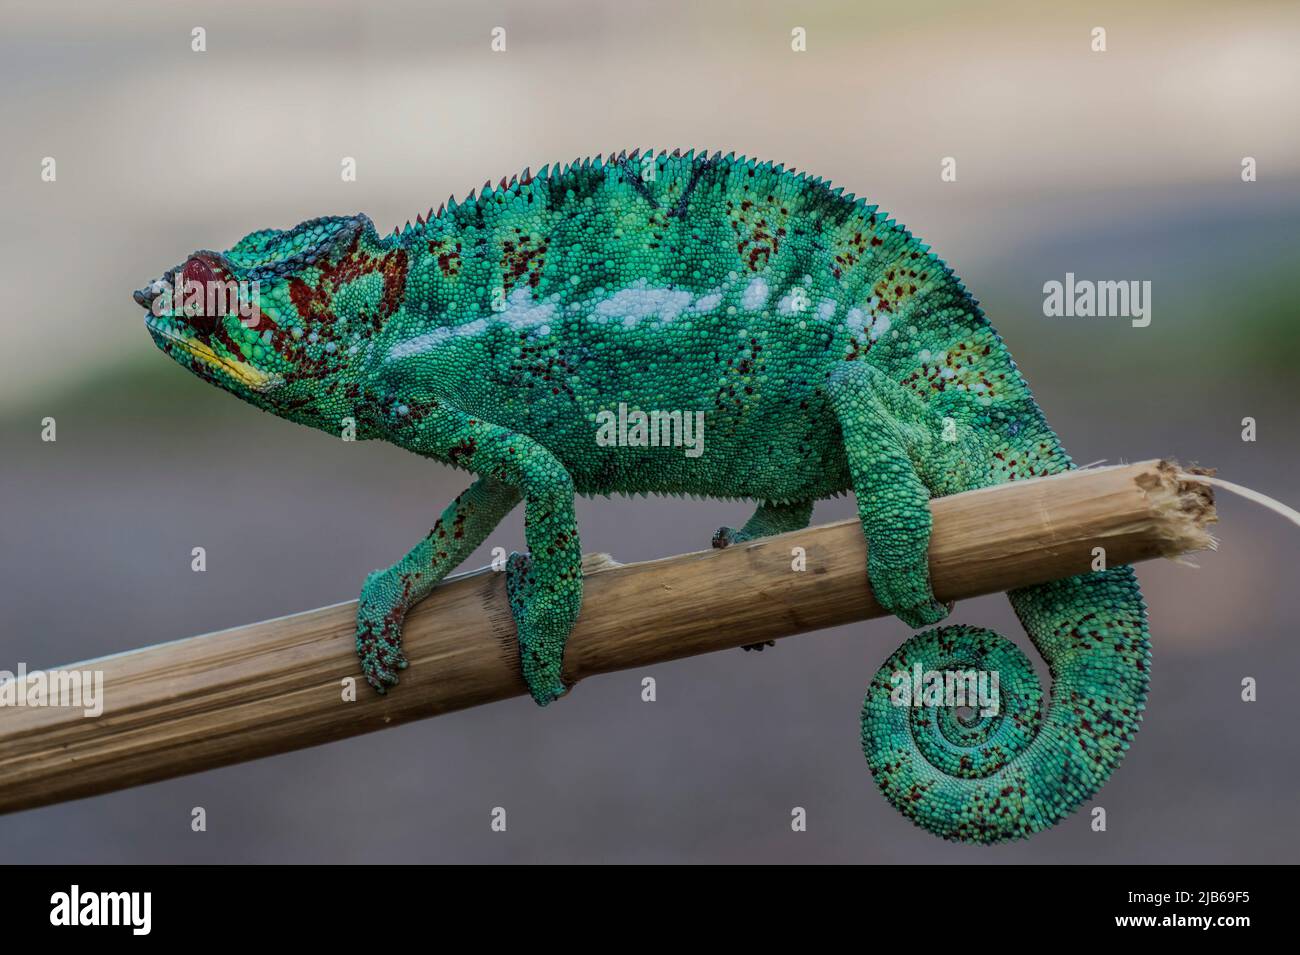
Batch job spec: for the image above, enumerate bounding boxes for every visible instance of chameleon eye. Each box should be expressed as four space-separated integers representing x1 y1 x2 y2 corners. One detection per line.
180 256 220 333
183 256 217 288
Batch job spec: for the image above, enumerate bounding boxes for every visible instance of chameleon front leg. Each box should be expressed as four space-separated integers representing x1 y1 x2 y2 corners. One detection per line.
826 361 951 629
358 476 521 691
385 405 584 705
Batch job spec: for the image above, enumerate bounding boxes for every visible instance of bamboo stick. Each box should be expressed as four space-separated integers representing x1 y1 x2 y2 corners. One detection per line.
0 459 1215 815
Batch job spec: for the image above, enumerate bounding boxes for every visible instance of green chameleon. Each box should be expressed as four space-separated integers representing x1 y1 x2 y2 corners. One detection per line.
137 149 1149 843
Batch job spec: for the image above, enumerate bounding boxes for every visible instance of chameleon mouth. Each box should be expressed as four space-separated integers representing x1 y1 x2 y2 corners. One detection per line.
144 313 283 391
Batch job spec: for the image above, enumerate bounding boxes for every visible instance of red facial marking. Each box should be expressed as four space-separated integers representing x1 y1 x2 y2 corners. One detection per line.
287 235 408 332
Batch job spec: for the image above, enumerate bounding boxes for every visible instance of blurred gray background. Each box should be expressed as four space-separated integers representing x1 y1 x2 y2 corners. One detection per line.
1 0 1297 862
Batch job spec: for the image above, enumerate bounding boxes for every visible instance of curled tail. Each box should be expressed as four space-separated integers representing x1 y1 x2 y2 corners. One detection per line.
861 565 1150 843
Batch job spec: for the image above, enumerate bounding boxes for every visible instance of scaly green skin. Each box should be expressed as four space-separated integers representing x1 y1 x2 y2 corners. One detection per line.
138 148 1150 843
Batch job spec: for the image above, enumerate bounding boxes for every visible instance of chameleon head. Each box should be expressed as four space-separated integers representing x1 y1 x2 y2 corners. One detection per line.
136 214 392 418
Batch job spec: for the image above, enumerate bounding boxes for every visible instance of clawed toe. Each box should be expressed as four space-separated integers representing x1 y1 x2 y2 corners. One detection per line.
363 663 398 693
357 608 408 694
894 597 952 629
712 526 750 549
533 681 569 706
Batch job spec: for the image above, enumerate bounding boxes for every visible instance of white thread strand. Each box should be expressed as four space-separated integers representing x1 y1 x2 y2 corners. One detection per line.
1180 473 1300 530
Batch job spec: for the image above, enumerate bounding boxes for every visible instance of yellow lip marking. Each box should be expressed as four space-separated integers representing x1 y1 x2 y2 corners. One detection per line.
165 332 282 390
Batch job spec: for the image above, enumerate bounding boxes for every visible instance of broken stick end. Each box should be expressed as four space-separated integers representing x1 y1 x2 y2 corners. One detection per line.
1140 459 1219 560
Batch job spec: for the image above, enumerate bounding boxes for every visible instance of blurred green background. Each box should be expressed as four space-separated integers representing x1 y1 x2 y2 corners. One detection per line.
1 0 1297 862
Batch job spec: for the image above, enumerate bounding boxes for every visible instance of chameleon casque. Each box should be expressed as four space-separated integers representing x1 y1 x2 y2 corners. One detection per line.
136 149 1150 844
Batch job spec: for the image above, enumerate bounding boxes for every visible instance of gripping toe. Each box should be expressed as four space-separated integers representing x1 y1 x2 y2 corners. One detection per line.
893 596 953 629
711 526 750 549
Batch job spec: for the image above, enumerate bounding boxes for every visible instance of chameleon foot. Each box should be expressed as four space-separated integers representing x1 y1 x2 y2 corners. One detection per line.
355 568 411 693
505 552 579 705
710 527 772 651
710 525 750 549
868 555 953 629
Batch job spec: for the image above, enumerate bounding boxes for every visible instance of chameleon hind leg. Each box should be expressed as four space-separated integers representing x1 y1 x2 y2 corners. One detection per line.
711 499 814 549
826 361 950 629
711 499 815 650
825 366 1153 841
358 476 521 691
365 405 584 705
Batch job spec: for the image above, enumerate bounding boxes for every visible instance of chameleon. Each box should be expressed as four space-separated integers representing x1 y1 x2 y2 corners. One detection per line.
136 148 1150 844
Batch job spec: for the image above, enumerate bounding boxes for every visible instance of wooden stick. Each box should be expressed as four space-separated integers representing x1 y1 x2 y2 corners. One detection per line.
0 459 1215 815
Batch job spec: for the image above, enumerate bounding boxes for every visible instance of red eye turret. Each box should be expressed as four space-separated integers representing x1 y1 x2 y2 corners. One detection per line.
183 256 217 289
180 256 221 334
